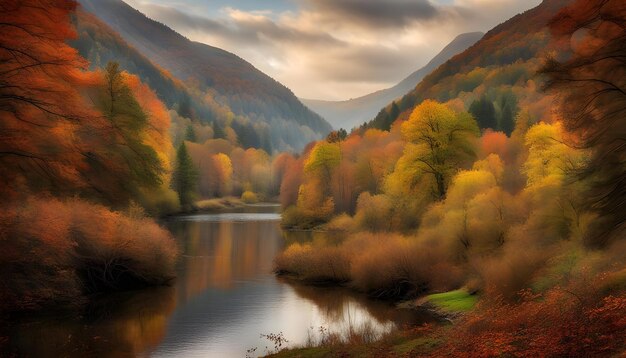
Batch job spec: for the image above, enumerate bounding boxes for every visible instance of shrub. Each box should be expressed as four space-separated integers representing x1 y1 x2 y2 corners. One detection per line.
354 193 393 232
324 214 356 232
0 197 178 312
439 289 626 357
241 191 260 204
274 242 350 283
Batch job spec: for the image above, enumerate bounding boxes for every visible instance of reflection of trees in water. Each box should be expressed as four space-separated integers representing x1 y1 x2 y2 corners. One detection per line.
2 287 175 357
281 277 439 330
169 220 283 302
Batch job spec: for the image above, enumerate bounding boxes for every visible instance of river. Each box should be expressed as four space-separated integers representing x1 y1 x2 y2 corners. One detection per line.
1 205 436 357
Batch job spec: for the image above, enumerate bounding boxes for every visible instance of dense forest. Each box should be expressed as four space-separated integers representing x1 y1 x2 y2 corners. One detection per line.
272 0 626 355
1 0 625 356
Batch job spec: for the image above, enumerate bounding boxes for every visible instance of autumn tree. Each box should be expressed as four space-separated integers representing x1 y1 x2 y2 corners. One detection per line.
541 0 626 246
304 142 341 194
293 142 342 221
0 0 95 199
94 61 164 203
172 142 198 207
400 100 479 199
213 153 233 196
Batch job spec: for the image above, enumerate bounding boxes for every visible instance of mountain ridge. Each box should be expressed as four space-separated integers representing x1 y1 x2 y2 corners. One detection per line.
77 0 332 151
301 32 484 130
367 0 574 130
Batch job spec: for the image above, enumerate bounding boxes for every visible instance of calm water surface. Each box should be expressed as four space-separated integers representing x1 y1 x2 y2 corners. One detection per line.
2 205 436 357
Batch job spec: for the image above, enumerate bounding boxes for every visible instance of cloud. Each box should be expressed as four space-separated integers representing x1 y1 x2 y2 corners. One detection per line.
125 0 541 100
299 0 440 29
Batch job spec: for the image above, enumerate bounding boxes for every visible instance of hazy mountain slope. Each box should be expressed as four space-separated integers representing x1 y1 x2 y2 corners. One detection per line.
77 0 331 151
71 11 210 118
368 0 573 131
71 10 277 152
301 32 484 130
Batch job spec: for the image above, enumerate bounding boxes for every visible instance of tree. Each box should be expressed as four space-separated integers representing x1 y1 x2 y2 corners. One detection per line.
213 153 233 196
326 128 348 143
213 121 226 139
541 0 626 245
304 142 341 189
469 95 497 130
185 124 197 142
177 93 194 119
0 0 95 199
172 142 198 207
386 101 401 131
497 91 518 135
97 62 164 201
400 100 479 199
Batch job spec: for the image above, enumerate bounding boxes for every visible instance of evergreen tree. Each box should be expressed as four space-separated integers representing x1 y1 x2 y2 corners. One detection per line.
172 142 198 208
99 61 164 201
213 121 226 139
178 93 194 119
385 101 401 131
469 95 497 130
500 101 516 135
496 91 518 135
184 124 197 142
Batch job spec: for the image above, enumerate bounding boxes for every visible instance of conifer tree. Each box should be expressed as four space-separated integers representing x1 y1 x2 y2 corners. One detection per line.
172 142 198 207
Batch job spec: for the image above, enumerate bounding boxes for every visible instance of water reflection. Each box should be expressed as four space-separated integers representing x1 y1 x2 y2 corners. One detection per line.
1 206 436 357
1 287 175 357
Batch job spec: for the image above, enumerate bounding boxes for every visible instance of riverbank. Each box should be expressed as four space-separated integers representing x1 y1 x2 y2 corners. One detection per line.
271 271 477 357
170 197 281 216
267 324 444 358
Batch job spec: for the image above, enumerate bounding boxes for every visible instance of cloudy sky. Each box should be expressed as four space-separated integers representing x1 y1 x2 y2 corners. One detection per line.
125 0 540 100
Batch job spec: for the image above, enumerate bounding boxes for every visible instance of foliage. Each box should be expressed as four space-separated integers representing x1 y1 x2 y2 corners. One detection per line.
172 142 198 208
399 100 479 199
241 191 260 204
468 95 497 130
78 0 332 152
368 0 566 131
0 197 177 312
541 0 626 246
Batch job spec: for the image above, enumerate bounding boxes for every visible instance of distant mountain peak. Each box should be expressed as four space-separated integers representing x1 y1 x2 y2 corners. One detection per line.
302 31 484 130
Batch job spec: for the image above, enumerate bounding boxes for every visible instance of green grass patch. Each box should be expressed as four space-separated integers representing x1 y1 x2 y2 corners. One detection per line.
426 289 477 312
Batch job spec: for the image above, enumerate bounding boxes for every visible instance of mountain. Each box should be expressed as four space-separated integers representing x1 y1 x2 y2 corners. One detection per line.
368 0 573 131
71 11 200 117
77 0 332 152
301 32 484 130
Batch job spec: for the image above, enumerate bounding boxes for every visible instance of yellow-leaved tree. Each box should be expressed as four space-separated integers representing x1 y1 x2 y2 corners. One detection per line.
398 100 480 200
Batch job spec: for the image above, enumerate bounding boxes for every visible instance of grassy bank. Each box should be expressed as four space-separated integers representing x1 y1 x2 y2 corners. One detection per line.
423 290 477 313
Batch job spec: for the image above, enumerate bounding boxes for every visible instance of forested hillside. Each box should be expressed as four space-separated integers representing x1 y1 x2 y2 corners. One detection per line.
77 0 332 152
368 0 572 133
302 32 484 131
70 10 279 154
273 0 626 355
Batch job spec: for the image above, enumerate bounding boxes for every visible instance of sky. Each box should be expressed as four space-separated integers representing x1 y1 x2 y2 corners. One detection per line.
125 0 541 101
